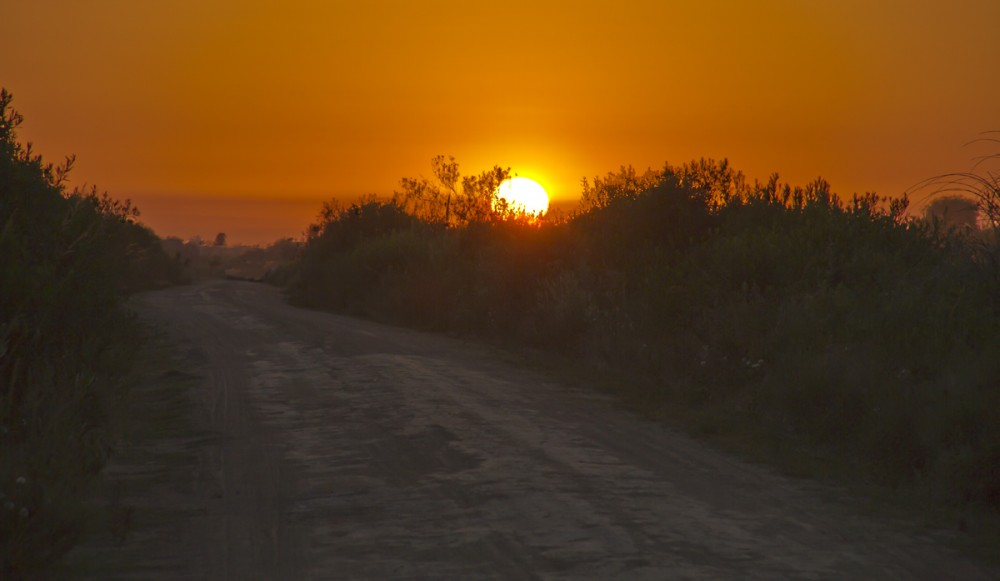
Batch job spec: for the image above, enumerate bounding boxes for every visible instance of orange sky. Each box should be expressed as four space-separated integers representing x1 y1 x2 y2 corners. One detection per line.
4 0 999 244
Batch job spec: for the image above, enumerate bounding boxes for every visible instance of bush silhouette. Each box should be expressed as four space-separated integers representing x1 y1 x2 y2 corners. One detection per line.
288 154 1000 517
0 89 182 576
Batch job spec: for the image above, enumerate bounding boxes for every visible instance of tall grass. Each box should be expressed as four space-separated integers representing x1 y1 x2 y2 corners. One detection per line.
286 156 1000 517
0 89 183 576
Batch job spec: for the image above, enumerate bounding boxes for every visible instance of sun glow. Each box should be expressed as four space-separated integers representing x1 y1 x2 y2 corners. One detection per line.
495 177 550 216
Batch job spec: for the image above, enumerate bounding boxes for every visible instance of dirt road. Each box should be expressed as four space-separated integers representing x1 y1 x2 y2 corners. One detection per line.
72 280 997 579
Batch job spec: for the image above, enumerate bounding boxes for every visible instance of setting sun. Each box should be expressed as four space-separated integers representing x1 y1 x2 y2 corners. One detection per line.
495 177 550 216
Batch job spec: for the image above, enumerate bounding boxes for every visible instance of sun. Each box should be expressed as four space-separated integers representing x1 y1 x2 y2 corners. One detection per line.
495 177 550 216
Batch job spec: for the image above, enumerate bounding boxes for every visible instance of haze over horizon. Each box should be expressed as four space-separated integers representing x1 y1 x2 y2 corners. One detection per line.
4 0 998 244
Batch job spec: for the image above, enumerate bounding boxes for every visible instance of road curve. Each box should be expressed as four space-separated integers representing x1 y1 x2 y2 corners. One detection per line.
108 280 996 579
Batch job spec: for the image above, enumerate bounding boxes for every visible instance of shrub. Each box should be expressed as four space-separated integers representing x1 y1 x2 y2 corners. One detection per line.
288 155 1000 517
0 89 179 576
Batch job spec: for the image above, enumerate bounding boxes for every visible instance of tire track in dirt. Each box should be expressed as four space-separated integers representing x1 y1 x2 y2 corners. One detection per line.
69 280 1000 579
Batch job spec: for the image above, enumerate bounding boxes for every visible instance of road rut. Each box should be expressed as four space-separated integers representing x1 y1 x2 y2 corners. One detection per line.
72 280 998 579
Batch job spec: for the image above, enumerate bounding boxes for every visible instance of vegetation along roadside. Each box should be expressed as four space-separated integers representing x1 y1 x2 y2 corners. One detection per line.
278 153 1000 551
0 90 185 577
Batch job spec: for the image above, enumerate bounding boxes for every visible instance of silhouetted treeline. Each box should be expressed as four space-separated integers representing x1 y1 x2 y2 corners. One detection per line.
285 156 1000 519
0 89 184 576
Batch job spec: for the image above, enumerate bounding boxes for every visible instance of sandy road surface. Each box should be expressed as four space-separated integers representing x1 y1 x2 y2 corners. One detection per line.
73 280 996 579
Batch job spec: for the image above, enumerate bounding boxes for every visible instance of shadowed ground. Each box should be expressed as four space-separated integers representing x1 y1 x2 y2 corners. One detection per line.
64 280 998 579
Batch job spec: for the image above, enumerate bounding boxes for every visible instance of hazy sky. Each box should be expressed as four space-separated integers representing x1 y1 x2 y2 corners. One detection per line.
4 0 998 243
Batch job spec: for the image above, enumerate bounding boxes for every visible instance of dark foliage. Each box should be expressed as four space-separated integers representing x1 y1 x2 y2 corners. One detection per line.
289 156 1000 517
0 89 183 576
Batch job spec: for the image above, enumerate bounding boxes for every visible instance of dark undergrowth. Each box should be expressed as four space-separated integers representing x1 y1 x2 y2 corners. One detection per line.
53 328 209 579
0 90 185 577
280 155 1000 539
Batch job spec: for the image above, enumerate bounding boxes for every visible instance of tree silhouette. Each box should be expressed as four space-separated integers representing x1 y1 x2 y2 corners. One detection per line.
393 156 510 226
923 196 980 232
